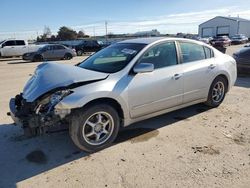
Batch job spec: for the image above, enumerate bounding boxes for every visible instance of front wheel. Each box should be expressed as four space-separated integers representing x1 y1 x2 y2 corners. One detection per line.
69 104 120 152
205 76 228 107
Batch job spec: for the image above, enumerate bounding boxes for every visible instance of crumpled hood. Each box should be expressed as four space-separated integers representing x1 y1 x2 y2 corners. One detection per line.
23 62 109 102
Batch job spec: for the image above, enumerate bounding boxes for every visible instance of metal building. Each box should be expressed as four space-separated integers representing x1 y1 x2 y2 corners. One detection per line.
199 16 250 38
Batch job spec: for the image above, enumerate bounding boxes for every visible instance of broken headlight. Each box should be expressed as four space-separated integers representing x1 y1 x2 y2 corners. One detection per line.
36 89 73 114
49 90 72 107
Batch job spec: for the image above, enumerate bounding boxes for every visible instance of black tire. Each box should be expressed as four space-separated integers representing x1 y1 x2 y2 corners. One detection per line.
205 76 228 107
64 53 72 60
76 50 83 56
69 104 120 152
33 54 43 62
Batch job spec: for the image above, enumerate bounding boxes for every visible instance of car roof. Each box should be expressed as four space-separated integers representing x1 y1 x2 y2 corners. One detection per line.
118 37 204 45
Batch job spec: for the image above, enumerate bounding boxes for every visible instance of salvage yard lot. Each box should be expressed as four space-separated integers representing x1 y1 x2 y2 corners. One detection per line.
0 45 250 188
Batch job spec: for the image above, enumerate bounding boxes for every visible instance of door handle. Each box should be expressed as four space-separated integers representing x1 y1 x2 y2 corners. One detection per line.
173 74 182 80
209 64 216 69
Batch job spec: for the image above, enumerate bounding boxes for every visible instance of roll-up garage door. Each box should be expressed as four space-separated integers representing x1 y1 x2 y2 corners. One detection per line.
202 28 213 37
217 26 229 36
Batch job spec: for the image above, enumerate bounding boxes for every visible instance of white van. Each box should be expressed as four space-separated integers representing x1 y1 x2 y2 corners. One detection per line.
0 39 42 57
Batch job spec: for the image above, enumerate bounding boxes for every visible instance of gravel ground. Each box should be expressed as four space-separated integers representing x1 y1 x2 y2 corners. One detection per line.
0 44 249 188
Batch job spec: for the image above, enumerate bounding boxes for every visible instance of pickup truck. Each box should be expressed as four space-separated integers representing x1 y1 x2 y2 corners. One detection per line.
0 39 43 57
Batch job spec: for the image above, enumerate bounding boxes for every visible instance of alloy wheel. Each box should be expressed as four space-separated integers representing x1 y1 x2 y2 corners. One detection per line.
82 111 114 146
212 81 225 103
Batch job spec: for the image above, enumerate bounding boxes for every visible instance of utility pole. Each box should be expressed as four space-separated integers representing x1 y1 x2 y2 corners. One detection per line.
93 26 96 39
105 21 108 43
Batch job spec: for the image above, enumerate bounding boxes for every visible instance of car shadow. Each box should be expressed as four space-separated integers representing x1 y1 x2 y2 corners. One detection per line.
7 61 39 65
235 76 250 88
0 58 22 62
0 103 210 188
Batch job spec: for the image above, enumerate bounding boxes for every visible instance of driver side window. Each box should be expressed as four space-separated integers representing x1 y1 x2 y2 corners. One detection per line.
139 42 178 69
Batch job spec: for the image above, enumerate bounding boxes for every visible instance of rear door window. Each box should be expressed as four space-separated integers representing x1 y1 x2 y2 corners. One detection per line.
54 45 65 50
179 42 206 63
16 40 25 45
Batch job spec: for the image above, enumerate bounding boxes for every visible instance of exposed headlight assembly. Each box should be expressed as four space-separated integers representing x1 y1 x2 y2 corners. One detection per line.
36 89 73 114
49 90 73 107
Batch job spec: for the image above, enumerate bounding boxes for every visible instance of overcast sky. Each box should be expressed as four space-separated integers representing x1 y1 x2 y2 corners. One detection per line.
1 0 250 40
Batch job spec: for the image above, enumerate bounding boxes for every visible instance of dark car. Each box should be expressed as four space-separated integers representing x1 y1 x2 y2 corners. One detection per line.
231 34 248 45
74 40 102 56
233 47 250 75
23 44 76 62
211 36 232 47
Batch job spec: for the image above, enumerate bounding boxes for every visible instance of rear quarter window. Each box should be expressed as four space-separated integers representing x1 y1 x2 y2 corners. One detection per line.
204 46 214 59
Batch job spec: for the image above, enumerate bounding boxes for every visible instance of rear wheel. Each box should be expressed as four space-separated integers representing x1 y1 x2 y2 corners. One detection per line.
205 76 228 107
76 50 83 56
69 104 120 152
64 53 72 60
33 55 43 62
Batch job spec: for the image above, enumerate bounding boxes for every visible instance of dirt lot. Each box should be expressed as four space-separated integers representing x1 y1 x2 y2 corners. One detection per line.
0 45 250 188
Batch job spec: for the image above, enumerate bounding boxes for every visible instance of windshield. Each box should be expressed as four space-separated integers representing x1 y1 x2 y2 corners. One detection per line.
0 40 5 45
78 43 146 73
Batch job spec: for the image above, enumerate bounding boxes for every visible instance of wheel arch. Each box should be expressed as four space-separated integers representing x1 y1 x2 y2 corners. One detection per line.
213 74 229 92
76 97 125 126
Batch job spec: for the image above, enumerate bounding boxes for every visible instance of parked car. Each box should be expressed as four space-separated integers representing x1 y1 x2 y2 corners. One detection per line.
8 37 237 152
231 34 248 44
196 37 213 44
211 36 232 47
244 43 250 47
73 39 102 56
22 44 76 62
0 39 43 57
233 47 250 75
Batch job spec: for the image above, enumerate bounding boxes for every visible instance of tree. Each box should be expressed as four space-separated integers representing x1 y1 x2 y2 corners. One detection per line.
50 35 57 41
43 26 52 38
77 30 85 38
57 26 77 40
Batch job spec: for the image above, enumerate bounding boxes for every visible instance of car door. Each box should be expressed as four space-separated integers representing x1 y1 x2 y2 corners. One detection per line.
1 40 16 56
237 49 250 73
127 41 183 118
85 41 94 52
178 42 217 103
42 46 54 60
53 45 66 59
15 40 27 56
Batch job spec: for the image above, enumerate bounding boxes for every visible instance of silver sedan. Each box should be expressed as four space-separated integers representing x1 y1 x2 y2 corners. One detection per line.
22 44 76 62
9 37 237 152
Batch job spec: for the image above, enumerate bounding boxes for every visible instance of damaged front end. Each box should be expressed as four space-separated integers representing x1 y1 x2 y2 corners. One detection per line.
8 62 109 136
8 90 72 136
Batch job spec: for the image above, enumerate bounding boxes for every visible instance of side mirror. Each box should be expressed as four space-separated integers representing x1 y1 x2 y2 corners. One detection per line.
133 63 154 73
